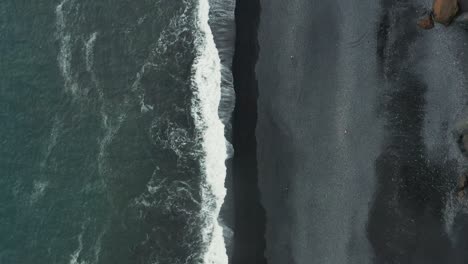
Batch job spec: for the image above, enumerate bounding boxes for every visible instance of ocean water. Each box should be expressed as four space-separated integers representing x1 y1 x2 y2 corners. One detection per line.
0 0 234 263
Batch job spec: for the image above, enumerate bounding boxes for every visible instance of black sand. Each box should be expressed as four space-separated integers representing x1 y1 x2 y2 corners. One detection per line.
230 0 267 263
254 0 468 263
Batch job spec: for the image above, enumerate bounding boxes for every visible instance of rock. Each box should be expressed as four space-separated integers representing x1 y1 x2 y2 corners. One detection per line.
457 174 468 200
417 14 435 29
433 0 459 25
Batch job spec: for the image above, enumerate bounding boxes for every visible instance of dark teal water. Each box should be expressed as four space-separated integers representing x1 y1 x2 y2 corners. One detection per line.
0 1 234 263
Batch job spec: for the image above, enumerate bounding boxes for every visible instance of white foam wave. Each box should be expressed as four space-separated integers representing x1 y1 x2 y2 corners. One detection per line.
30 180 49 203
92 229 105 264
130 4 193 115
82 31 127 180
208 0 236 164
56 0 78 96
83 31 108 176
40 116 62 169
192 0 228 263
85 32 98 73
98 113 126 173
31 117 63 204
133 174 200 218
69 233 86 264
207 0 236 127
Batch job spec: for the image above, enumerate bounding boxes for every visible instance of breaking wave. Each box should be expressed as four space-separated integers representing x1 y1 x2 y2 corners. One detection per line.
53 0 234 262
191 0 234 263
208 0 236 137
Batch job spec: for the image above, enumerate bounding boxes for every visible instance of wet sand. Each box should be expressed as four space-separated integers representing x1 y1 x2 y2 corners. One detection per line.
230 0 267 263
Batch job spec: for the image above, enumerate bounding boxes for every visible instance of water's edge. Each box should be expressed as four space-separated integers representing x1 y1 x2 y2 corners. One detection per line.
230 0 267 263
207 0 237 259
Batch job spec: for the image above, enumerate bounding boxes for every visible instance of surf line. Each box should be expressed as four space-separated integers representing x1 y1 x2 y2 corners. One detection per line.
191 0 229 263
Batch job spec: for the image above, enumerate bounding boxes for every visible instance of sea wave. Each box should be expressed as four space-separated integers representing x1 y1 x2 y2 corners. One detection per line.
208 0 236 255
208 0 236 134
191 0 230 263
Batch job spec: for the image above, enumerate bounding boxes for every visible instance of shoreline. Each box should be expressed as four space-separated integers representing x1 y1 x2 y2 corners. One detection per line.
230 0 267 263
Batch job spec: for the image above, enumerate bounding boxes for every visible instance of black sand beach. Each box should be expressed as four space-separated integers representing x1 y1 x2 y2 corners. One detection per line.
252 0 468 263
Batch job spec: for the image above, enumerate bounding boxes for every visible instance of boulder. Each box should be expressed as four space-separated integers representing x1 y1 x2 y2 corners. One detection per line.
433 0 459 25
417 14 435 29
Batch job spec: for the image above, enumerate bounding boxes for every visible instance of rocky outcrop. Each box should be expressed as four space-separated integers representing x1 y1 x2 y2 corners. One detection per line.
433 0 459 25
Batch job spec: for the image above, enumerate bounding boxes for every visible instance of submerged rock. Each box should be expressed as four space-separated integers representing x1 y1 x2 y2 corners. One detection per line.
433 0 459 25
